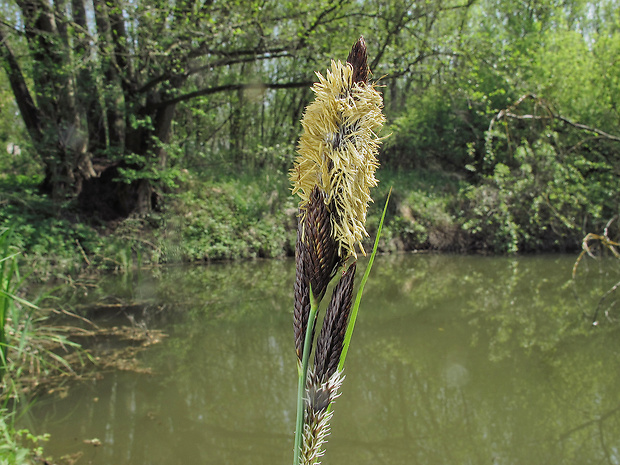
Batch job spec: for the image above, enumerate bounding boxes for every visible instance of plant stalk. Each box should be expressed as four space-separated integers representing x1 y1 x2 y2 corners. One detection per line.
293 291 319 465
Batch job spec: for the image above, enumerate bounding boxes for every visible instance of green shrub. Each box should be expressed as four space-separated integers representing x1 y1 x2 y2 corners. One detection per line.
461 133 619 253
368 169 465 252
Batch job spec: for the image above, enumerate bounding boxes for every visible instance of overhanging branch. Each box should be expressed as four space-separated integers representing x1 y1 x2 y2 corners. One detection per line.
136 50 294 96
490 93 620 143
148 80 313 110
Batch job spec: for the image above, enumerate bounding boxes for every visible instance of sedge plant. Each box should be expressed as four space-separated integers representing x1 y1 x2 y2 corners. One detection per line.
0 229 82 398
0 228 23 383
290 37 389 465
0 229 86 464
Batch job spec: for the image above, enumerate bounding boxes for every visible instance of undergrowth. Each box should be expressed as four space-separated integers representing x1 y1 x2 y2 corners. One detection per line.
166 170 296 261
1 162 615 281
0 170 299 279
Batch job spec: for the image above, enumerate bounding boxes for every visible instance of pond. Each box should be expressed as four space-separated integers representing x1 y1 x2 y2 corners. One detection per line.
22 254 620 465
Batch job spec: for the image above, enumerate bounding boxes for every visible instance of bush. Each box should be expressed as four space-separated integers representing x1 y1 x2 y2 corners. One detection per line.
367 169 466 252
382 88 487 172
461 131 619 253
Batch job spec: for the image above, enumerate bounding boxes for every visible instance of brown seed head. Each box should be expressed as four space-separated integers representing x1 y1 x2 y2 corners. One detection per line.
294 187 343 361
313 262 356 381
346 36 368 84
303 187 342 300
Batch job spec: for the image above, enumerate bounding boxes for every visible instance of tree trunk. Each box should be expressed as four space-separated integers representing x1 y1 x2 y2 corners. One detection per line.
17 0 94 200
0 26 42 144
3 0 340 220
72 0 107 152
93 0 126 151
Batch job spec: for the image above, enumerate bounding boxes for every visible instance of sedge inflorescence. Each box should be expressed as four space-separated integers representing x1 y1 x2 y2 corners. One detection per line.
291 49 385 259
292 37 386 465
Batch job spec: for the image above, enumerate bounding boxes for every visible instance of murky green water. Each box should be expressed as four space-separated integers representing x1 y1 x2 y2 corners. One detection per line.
23 254 620 464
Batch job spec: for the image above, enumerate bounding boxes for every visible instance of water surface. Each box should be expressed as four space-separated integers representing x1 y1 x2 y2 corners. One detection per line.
25 254 620 464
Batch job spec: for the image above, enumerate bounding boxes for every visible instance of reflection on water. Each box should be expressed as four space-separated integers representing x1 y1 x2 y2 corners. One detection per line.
24 255 620 464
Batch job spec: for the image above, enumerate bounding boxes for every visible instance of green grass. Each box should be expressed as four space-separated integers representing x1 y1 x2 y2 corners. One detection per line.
0 230 80 465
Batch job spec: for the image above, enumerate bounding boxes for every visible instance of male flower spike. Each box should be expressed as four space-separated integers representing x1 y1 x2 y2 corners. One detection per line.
291 36 385 260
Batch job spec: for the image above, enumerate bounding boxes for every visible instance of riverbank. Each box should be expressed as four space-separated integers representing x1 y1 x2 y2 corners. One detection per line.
0 166 611 281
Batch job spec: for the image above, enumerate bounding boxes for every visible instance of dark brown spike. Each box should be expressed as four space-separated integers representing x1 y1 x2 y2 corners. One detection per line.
304 187 342 301
294 226 311 361
346 36 368 84
294 187 342 361
314 262 356 381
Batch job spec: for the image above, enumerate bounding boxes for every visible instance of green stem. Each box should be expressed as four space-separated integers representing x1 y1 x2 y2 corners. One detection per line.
293 292 319 465
338 187 391 372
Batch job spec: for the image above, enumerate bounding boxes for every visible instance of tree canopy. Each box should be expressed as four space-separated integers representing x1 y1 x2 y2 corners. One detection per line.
0 0 618 252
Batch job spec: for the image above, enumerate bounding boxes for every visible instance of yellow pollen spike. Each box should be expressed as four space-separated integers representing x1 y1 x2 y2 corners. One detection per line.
291 59 385 259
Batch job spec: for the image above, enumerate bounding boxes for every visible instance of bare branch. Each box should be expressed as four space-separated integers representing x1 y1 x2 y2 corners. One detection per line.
491 94 620 143
147 80 313 110
554 115 620 142
136 49 294 95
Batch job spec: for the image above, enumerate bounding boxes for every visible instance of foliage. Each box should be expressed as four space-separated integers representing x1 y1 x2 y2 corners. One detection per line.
461 100 619 253
0 409 49 465
0 0 618 261
169 169 296 262
0 232 82 392
382 87 490 172
0 229 16 378
379 0 620 253
0 0 388 208
0 165 298 278
0 177 143 277
367 169 466 252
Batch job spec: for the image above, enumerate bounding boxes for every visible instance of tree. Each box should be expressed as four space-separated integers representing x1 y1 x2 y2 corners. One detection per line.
1 0 359 218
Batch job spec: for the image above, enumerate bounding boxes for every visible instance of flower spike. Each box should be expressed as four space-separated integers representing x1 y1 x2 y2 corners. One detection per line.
291 37 385 259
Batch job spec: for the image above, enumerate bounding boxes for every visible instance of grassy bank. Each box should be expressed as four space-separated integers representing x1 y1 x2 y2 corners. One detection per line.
0 163 616 281
0 168 451 279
